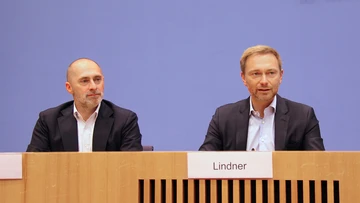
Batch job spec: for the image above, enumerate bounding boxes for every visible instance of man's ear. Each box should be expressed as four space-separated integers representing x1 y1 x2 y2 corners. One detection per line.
65 82 73 94
279 69 284 84
241 72 247 87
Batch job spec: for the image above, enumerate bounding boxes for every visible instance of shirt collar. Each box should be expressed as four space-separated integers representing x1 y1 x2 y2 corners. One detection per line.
73 101 102 120
249 95 277 116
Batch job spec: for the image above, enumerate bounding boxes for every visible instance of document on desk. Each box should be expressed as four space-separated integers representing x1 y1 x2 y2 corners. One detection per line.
187 152 273 179
0 153 22 179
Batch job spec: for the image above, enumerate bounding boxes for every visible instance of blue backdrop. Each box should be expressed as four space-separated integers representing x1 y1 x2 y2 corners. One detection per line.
1 0 359 151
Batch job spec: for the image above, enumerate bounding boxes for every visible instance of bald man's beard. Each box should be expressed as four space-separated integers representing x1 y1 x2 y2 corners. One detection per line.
74 91 103 110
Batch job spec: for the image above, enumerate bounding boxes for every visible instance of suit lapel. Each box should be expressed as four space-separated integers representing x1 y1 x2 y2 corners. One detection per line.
92 101 114 151
274 95 289 150
235 98 250 150
58 104 79 151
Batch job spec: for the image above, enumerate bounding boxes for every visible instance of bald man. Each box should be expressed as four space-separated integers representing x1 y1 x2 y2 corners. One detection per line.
27 58 143 152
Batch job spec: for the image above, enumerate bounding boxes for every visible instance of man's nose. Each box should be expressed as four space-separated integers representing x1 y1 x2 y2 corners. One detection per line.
259 74 268 85
89 80 97 89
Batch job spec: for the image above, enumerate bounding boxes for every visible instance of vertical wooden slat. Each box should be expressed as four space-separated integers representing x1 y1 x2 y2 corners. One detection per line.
90 154 108 203
0 181 24 203
315 180 322 203
166 179 172 203
24 154 48 203
279 180 286 203
155 179 161 203
199 180 206 203
245 180 251 203
144 180 150 203
291 180 298 203
327 181 334 203
221 180 229 203
268 180 274 203
210 180 217 203
303 181 310 203
188 180 195 203
233 180 240 203
176 180 183 203
78 155 90 203
256 180 263 203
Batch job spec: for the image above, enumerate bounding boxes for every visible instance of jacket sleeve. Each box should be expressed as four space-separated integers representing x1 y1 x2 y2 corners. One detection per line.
119 111 143 151
26 112 51 152
199 108 223 151
302 107 325 150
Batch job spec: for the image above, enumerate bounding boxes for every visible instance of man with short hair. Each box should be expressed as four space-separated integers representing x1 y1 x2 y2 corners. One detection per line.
27 58 143 152
199 45 325 151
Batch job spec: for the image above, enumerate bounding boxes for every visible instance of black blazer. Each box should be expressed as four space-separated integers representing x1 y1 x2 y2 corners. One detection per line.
27 100 143 152
199 95 325 151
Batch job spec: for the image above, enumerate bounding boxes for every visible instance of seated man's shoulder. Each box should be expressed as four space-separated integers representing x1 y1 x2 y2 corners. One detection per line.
216 99 248 114
39 101 74 117
281 97 314 113
102 100 136 116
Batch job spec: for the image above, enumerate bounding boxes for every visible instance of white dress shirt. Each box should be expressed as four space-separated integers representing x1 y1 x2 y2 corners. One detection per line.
246 96 277 151
73 103 101 152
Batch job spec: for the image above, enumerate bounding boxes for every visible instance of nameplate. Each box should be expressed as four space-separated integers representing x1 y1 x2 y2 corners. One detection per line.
187 152 272 179
0 153 22 179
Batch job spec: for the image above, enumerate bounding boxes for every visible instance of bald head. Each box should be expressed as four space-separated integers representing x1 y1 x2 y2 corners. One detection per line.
66 58 102 82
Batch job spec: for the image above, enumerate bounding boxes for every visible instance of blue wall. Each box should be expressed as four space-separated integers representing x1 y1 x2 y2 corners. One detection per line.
1 0 359 151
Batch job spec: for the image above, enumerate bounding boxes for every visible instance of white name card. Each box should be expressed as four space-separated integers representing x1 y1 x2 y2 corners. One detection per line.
0 153 22 179
187 152 272 179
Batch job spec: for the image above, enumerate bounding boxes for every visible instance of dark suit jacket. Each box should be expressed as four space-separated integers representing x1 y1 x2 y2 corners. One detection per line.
199 95 324 151
27 100 143 152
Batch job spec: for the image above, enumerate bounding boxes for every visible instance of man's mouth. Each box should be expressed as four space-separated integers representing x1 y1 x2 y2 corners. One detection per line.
87 93 100 97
